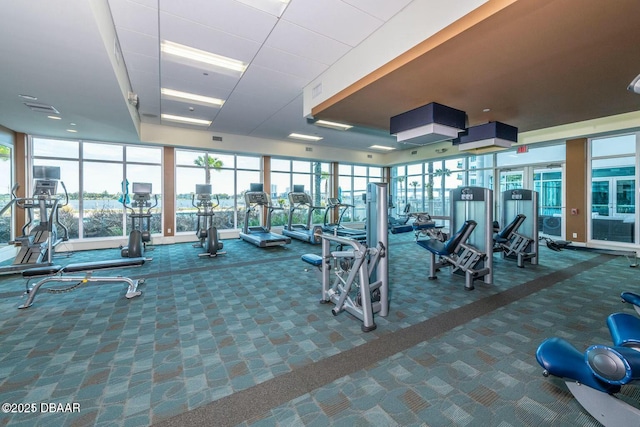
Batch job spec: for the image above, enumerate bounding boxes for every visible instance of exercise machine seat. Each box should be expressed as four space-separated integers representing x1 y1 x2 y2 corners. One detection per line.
586 344 640 385
22 257 145 278
621 291 640 307
416 220 475 256
22 265 62 278
607 312 640 347
494 214 526 244
536 337 620 394
301 254 323 267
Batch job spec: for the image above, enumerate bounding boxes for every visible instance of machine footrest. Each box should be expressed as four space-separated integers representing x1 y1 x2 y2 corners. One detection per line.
302 254 323 266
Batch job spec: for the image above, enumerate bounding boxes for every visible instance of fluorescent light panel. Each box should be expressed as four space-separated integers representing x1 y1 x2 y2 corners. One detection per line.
161 41 247 74
314 120 352 131
369 145 395 151
288 133 323 141
161 88 225 107
161 114 212 126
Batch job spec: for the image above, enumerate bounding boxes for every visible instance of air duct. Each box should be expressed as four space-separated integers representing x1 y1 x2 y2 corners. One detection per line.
453 121 517 152
390 102 466 146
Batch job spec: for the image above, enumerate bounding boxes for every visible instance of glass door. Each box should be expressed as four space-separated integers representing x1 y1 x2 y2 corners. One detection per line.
534 168 563 237
591 177 635 242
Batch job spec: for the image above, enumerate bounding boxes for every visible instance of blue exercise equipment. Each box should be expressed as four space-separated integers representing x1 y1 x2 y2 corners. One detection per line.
536 310 640 426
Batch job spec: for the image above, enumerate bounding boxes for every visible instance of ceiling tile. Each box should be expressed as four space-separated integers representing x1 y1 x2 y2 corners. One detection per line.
251 46 328 82
265 20 351 66
341 0 413 21
160 60 240 93
233 64 307 103
282 0 383 47
159 12 261 63
115 27 159 59
159 0 278 43
108 0 158 37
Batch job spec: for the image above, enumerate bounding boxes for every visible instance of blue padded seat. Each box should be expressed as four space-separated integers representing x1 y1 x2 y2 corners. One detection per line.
586 344 640 385
62 257 146 273
607 312 640 347
494 214 526 244
416 220 473 256
391 224 413 234
536 337 620 394
301 254 323 266
22 265 63 278
621 291 640 307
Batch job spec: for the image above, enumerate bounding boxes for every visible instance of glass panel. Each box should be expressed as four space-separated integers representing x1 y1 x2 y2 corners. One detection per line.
534 167 562 237
615 179 635 215
0 145 12 244
236 170 260 228
353 176 367 222
407 163 422 175
271 158 290 172
214 169 236 230
176 166 204 233
123 164 161 235
33 138 79 158
292 173 311 194
369 167 382 178
176 150 201 166
591 180 610 216
33 158 79 239
84 142 122 161
271 172 290 201
500 171 523 192
83 162 124 238
353 165 367 176
497 144 565 167
592 134 635 157
126 146 162 164
338 164 351 175
236 155 260 170
292 160 310 173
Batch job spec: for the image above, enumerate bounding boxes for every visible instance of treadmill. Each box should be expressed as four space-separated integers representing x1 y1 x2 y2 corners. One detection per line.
239 183 291 248
322 197 366 240
282 186 323 244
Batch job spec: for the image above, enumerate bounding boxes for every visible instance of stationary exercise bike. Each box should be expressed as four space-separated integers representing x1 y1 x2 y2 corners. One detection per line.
192 184 225 257
121 182 157 258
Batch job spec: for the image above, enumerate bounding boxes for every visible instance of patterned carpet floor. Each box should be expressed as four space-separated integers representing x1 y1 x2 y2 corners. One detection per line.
0 232 638 426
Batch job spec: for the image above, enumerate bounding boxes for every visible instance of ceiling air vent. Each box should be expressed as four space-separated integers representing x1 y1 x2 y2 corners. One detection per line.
390 102 466 146
24 102 59 114
212 136 223 142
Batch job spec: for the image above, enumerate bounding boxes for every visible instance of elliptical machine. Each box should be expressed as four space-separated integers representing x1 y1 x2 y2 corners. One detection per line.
121 182 157 258
191 184 225 257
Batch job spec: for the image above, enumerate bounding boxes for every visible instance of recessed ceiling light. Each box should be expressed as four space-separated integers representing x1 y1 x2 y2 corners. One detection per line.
66 129 77 133
288 133 323 142
161 41 247 75
161 88 225 107
483 108 491 112
69 123 76 126
19 94 38 101
314 120 353 131
47 115 62 120
369 145 395 151
161 113 212 126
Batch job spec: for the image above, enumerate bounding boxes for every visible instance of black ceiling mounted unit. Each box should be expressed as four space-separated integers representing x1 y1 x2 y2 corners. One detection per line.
453 121 518 151
390 102 466 146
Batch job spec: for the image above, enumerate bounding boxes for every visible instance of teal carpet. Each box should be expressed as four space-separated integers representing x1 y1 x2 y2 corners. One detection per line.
0 233 638 426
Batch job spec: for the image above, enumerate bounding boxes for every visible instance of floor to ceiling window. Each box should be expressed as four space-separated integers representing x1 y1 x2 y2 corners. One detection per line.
270 159 331 226
338 164 382 224
175 150 261 232
31 137 162 241
0 143 12 245
590 133 637 244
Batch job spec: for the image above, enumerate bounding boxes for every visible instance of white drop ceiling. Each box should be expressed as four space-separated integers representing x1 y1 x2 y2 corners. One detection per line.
2 0 638 157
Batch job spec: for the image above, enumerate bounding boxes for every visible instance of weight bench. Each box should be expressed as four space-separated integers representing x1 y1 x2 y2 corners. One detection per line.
493 214 535 267
416 220 489 290
19 257 146 309
621 291 640 316
536 309 640 425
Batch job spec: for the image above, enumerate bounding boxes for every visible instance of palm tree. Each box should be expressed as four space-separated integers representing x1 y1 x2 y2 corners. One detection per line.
193 153 223 184
410 181 419 200
397 176 405 203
